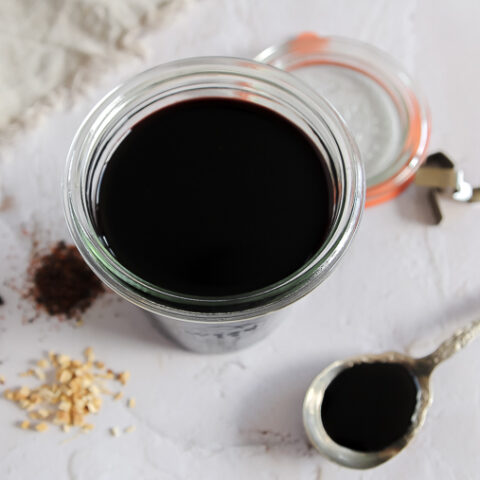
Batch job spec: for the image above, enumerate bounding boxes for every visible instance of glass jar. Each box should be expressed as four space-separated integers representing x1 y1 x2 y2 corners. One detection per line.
64 57 364 353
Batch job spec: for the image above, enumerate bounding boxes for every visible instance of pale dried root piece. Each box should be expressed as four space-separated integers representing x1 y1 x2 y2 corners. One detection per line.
58 400 71 412
124 425 136 434
113 392 124 401
4 390 14 401
34 368 46 381
16 386 30 400
56 354 71 368
86 401 98 414
20 420 30 430
36 359 49 369
110 426 121 437
38 408 50 419
88 384 101 396
82 423 95 433
4 347 134 435
58 369 72 384
54 411 70 425
84 347 95 364
35 422 49 432
117 371 130 385
0 375 5 385
72 412 85 427
91 396 102 411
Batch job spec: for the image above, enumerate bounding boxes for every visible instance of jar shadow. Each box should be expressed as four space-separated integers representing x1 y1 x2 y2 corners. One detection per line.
81 293 180 352
235 357 335 461
394 186 439 225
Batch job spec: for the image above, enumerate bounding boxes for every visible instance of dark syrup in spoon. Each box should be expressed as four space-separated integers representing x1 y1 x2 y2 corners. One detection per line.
321 362 419 452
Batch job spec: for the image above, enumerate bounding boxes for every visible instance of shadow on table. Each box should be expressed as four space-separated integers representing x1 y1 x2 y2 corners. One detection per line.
235 356 335 461
395 186 438 225
80 292 180 352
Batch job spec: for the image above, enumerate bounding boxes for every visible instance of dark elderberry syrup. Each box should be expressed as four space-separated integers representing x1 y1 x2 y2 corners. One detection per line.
321 362 419 452
95 98 333 297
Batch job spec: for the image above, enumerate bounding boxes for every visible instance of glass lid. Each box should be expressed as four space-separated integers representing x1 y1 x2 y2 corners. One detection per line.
256 33 431 206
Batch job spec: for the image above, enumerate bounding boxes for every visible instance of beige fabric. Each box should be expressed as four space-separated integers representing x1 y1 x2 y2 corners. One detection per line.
0 0 189 143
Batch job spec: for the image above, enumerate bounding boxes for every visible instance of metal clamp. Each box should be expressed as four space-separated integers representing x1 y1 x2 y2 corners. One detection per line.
414 152 480 224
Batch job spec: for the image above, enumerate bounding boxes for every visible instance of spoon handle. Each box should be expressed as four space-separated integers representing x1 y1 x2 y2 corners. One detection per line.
421 318 480 371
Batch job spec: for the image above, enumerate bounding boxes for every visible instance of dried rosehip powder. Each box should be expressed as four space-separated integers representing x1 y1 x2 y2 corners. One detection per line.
30 241 104 318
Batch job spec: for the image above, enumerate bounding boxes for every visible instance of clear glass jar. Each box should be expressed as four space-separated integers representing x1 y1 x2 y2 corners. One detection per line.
64 57 364 353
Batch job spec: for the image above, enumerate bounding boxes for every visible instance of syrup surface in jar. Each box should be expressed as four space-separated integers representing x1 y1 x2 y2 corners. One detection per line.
96 98 333 297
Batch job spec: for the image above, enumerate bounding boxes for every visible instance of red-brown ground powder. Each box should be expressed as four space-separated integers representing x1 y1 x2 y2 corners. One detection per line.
30 241 104 318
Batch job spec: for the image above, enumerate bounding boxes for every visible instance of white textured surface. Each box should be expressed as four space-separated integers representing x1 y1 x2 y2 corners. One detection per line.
1 0 480 478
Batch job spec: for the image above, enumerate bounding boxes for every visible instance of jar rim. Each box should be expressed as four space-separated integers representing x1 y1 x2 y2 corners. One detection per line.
64 56 365 322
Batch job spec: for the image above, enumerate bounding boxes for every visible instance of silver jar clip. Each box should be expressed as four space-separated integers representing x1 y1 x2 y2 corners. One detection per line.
414 152 480 224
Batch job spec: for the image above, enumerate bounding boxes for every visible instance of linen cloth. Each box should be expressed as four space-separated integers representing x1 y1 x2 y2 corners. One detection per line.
0 0 191 144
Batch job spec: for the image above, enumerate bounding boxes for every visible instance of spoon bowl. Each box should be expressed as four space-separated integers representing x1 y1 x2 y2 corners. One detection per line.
303 318 480 469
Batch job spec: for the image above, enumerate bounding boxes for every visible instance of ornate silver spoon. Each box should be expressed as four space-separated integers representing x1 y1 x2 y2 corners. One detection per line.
303 318 480 469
